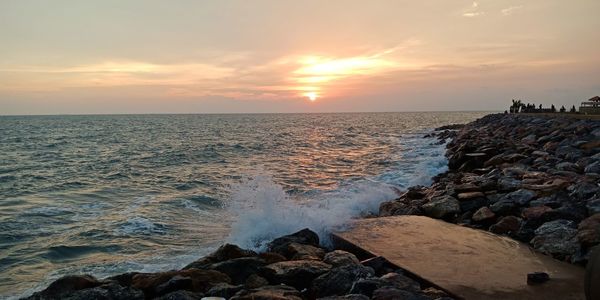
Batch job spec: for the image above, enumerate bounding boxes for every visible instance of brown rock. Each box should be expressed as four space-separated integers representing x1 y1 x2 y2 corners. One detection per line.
472 207 496 222
522 206 553 220
260 260 332 289
457 191 485 200
184 244 256 269
454 183 481 192
490 216 522 234
29 275 101 299
245 274 269 289
231 285 302 300
323 250 360 267
286 242 325 260
577 214 600 247
258 252 287 264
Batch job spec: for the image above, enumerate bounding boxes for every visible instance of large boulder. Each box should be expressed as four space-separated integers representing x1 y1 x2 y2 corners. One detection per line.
208 257 266 285
531 220 580 260
421 196 460 219
499 189 537 206
489 216 522 235
472 207 496 223
260 260 331 290
379 201 421 217
59 282 144 300
284 242 325 261
577 214 600 247
184 244 257 269
323 250 360 267
268 228 320 255
24 275 102 300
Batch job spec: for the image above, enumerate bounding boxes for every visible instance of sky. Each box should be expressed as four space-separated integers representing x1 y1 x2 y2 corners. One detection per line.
1 0 599 115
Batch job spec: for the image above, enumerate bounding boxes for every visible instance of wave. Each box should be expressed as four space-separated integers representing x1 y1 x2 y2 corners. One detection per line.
225 134 448 251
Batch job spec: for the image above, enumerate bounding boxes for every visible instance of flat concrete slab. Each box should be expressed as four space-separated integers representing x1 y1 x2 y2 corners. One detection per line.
334 215 585 300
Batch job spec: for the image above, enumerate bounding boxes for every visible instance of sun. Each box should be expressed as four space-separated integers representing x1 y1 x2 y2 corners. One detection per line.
305 92 318 102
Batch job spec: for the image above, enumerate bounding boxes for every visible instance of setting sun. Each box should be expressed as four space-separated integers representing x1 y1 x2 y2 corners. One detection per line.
305 92 318 101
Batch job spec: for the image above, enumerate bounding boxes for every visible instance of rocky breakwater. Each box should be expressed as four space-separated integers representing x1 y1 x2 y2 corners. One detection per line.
380 113 600 264
23 229 454 300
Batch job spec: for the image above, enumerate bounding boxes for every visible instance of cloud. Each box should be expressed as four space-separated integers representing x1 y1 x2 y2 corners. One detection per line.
463 2 485 17
501 5 524 16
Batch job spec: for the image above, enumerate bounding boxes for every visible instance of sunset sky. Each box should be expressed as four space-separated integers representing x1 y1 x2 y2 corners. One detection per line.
1 0 599 114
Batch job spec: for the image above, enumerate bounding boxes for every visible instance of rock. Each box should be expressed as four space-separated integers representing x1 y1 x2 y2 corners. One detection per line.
155 290 204 300
260 260 331 290
500 189 537 206
569 181 600 200
209 257 266 285
360 256 396 276
421 287 449 298
184 244 257 269
527 272 550 285
587 197 600 215
318 294 370 300
577 214 600 247
472 207 496 222
531 220 580 259
25 275 101 300
490 216 522 235
372 287 420 300
230 285 302 300
457 191 485 200
405 186 427 199
379 201 421 217
244 274 269 289
258 252 287 264
132 269 230 297
323 250 360 267
556 162 580 172
284 242 325 260
206 283 244 299
498 177 522 191
585 161 600 174
379 272 420 293
490 199 518 215
310 264 374 298
56 282 145 300
454 183 481 193
268 228 320 255
155 275 193 297
421 195 460 219
522 206 553 220
532 150 549 156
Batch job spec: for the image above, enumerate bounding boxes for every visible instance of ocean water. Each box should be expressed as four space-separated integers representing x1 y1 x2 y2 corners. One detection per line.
0 112 488 298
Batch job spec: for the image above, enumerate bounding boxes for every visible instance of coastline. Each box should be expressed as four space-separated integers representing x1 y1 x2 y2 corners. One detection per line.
20 113 600 300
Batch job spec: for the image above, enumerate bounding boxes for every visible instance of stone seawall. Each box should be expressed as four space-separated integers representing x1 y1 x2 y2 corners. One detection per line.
380 113 600 264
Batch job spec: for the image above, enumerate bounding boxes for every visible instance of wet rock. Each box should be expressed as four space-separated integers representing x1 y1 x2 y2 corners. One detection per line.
490 216 522 235
454 183 481 193
184 244 257 269
472 207 496 222
268 228 320 255
261 260 331 290
531 220 580 259
421 195 460 219
379 272 421 293
310 264 374 298
527 272 550 285
569 181 600 200
25 275 101 300
323 250 360 267
230 285 302 300
490 199 519 216
209 257 266 285
577 214 600 247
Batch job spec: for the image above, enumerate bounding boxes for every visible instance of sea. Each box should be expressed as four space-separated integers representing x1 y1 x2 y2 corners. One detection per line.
0 112 488 298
